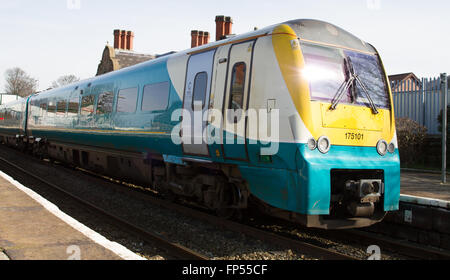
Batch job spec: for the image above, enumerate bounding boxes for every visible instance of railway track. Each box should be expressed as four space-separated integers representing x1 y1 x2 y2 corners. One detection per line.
2 145 449 260
70 165 450 260
0 155 209 260
56 167 357 260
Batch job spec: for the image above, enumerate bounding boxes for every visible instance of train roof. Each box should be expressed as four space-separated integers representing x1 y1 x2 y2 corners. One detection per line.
285 19 376 54
30 19 375 101
0 97 25 109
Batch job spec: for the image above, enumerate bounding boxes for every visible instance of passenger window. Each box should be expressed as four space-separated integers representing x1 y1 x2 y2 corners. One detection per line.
47 101 56 117
229 62 246 110
68 97 79 116
57 100 67 116
193 72 207 110
117 87 138 113
30 101 38 117
142 82 170 112
97 91 114 114
81 95 95 116
40 103 47 117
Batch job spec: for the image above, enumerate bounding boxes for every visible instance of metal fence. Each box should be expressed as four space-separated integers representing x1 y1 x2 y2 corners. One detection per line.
392 75 449 135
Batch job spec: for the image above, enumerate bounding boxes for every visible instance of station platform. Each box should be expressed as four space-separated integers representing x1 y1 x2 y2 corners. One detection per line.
374 170 450 250
401 170 450 204
0 171 144 260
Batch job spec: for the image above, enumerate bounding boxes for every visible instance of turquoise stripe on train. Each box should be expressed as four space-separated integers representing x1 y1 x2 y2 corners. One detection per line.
239 143 400 215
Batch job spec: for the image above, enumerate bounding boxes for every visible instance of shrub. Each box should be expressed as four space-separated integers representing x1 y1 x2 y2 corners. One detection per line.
437 105 450 135
395 117 427 165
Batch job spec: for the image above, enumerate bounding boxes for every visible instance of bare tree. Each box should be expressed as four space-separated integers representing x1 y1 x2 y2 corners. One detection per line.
51 75 80 89
4 67 38 97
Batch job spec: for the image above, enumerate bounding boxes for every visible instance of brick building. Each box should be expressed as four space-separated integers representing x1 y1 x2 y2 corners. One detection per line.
96 16 234 76
96 30 155 76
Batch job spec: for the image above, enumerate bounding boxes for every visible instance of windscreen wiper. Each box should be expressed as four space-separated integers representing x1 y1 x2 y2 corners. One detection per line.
330 57 379 115
330 58 354 110
353 74 379 114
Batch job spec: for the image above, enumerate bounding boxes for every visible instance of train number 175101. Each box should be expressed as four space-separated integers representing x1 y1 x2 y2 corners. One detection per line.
345 132 364 140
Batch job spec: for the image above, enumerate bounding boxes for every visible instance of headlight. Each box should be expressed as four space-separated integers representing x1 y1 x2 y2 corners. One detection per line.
388 142 395 154
317 136 331 154
377 140 388 156
307 138 317 150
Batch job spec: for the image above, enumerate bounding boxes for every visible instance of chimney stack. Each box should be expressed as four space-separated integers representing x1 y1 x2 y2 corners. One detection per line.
126 31 134 51
215 15 225 41
198 31 204 47
191 30 210 48
191 30 199 48
224 16 233 37
114 29 122 49
215 15 233 41
114 30 134 50
120 30 126 49
203 32 210 45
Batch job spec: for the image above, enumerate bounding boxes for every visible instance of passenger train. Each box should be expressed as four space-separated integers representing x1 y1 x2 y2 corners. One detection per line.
0 19 400 229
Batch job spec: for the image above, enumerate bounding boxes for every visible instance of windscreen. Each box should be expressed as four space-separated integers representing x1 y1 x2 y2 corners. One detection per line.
301 42 390 109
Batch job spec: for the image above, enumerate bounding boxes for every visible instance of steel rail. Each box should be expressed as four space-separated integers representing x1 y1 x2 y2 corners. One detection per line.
0 156 209 261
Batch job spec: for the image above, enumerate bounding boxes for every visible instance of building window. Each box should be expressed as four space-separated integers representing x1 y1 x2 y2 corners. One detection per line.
81 95 95 116
97 91 114 114
142 82 170 112
117 87 138 113
193 72 207 110
229 62 246 110
68 97 79 116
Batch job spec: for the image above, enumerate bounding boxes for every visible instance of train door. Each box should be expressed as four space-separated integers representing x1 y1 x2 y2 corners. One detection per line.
182 50 215 156
222 40 255 160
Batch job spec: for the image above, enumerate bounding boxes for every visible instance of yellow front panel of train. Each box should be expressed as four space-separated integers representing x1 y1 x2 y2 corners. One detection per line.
320 103 384 131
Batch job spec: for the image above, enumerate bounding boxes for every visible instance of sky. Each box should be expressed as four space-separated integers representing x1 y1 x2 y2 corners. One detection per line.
0 0 449 92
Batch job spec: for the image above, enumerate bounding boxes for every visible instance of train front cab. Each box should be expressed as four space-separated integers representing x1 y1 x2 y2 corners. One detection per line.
271 20 400 229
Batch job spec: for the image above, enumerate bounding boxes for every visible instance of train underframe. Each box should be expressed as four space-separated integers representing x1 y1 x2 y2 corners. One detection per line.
1 134 387 229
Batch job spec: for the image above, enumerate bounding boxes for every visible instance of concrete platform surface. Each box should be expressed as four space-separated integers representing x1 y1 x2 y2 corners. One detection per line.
0 174 129 260
0 250 9 260
401 171 450 202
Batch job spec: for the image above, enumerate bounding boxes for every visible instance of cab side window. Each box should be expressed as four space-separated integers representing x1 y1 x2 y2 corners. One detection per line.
192 72 207 110
229 62 246 110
